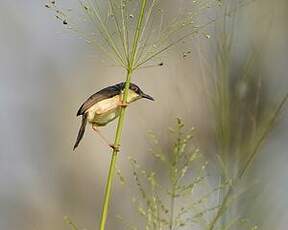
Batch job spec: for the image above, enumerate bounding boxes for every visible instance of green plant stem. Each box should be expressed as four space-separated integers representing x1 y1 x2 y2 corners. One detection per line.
99 1 148 229
169 185 176 230
99 69 133 230
208 186 232 230
130 0 147 68
238 92 288 178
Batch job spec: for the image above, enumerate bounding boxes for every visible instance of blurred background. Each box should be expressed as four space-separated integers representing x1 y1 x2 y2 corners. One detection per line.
0 0 287 229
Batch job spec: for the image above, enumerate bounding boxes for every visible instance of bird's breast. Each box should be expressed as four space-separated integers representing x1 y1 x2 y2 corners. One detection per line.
86 95 121 126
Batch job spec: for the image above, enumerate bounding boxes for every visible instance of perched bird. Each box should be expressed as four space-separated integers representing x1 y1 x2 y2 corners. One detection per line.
73 82 154 150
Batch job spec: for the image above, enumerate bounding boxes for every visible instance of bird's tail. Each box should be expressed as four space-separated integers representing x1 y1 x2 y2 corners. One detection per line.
73 114 88 150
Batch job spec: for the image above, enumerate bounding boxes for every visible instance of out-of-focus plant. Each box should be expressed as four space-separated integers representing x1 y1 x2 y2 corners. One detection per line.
46 0 224 229
119 118 259 230
196 1 288 229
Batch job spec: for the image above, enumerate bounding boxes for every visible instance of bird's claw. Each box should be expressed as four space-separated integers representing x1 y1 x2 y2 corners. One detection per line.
119 101 128 108
110 144 120 152
92 124 97 131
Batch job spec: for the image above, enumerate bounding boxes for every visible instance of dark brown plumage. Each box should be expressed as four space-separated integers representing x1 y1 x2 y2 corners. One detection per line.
76 83 125 116
73 114 87 150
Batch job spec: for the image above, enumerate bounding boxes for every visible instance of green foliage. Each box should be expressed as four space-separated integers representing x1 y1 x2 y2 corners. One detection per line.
198 2 288 229
201 0 288 179
120 119 259 230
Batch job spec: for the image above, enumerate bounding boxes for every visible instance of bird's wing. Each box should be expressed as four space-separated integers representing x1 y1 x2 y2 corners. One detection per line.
76 84 123 116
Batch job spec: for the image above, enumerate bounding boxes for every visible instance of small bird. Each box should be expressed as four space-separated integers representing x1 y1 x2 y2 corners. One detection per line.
73 82 154 150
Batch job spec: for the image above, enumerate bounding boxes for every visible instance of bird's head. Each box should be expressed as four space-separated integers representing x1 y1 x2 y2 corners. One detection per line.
119 82 154 103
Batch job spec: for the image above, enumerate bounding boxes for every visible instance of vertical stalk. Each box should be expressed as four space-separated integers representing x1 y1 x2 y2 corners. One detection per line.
169 185 176 230
130 0 147 68
99 1 147 229
208 186 232 230
99 69 133 230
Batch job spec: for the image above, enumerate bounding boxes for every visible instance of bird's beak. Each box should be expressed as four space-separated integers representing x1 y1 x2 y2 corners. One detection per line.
141 93 154 101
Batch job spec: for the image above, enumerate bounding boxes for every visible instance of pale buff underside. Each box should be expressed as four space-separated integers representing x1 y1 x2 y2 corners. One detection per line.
86 90 140 126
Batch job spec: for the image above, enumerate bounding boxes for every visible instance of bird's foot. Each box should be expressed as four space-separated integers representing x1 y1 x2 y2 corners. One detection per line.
119 101 128 108
92 124 97 132
109 144 120 152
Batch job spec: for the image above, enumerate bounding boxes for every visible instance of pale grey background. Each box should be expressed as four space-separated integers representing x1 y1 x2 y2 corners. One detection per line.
0 0 287 229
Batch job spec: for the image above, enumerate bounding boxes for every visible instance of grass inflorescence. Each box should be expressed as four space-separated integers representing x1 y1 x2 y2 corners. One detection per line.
45 0 225 69
118 118 259 230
